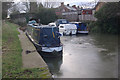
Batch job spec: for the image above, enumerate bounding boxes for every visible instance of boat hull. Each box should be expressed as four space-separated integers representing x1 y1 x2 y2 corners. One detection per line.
33 40 63 57
26 33 63 57
38 51 63 57
78 31 89 34
41 46 63 53
60 29 77 36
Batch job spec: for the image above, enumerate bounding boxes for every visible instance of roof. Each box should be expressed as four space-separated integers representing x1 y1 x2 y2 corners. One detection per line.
70 22 82 24
57 19 67 21
28 24 57 29
65 5 76 11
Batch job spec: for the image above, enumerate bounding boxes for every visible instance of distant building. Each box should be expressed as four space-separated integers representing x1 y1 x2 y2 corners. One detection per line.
55 2 78 21
56 2 96 22
79 9 97 21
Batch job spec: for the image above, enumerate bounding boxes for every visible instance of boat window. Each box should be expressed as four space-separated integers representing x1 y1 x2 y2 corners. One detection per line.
60 26 64 28
51 25 55 26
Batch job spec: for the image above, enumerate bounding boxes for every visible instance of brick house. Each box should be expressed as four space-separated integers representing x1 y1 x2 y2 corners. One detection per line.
79 9 97 21
56 2 96 22
55 2 78 21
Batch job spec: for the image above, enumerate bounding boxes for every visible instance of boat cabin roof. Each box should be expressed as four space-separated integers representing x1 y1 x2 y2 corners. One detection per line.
70 22 82 24
28 24 57 29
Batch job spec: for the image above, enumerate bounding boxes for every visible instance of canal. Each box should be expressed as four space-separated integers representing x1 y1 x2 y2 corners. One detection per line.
41 34 118 78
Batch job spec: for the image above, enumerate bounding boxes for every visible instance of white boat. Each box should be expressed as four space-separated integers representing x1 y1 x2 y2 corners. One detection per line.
48 22 56 27
55 19 77 35
58 24 77 35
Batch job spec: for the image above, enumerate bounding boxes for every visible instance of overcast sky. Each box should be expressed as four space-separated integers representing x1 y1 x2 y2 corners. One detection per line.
14 0 97 5
14 0 97 8
9 0 98 14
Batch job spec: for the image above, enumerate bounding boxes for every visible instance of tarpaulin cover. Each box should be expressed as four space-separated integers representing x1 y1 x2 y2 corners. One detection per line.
39 27 60 47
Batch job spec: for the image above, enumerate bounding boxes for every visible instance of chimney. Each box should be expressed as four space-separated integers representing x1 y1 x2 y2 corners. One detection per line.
67 4 69 6
72 5 77 9
61 2 64 6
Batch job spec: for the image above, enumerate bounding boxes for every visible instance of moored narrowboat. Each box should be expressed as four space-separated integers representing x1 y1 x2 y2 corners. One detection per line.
26 21 63 57
70 22 89 34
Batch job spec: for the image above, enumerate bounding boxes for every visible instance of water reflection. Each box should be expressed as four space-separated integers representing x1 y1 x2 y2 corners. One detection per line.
41 54 63 76
91 34 118 52
91 34 118 61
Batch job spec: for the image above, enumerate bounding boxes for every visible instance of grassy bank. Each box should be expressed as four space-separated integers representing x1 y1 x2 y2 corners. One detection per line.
2 21 51 78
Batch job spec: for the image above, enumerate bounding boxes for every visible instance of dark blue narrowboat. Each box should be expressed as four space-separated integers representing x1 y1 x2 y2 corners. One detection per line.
26 21 63 57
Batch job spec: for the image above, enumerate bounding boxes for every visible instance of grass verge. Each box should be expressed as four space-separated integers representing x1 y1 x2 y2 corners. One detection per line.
2 21 51 78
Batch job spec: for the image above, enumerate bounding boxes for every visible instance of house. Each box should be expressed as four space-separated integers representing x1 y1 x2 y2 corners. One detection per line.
79 8 97 21
56 2 97 22
55 2 79 21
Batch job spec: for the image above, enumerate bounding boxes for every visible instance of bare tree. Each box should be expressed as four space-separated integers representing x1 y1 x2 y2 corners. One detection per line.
79 1 98 9
43 0 60 8
2 2 14 18
22 0 30 12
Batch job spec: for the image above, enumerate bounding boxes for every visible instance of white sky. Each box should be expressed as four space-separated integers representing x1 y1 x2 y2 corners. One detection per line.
13 0 97 6
14 0 95 3
3 0 120 2
11 0 97 12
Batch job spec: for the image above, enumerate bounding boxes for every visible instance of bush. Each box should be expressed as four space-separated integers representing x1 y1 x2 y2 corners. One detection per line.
35 8 58 25
88 21 100 33
90 2 119 34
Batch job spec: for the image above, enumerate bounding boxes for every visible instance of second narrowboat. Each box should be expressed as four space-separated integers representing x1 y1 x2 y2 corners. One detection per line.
70 22 89 34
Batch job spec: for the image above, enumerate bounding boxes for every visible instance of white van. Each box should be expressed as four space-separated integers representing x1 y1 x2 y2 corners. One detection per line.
58 24 77 35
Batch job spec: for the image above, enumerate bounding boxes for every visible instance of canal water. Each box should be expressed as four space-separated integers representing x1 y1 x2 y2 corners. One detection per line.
42 34 118 78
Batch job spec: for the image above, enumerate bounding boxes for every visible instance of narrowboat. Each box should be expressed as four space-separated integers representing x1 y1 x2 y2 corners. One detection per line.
70 22 89 34
55 19 77 35
26 21 63 57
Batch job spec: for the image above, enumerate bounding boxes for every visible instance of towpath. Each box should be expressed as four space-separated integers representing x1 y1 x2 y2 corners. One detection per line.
18 29 48 68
